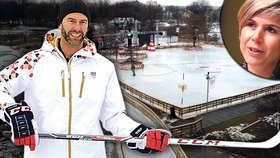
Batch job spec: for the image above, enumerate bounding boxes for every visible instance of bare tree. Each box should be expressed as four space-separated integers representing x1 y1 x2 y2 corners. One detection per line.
0 1 24 25
183 0 218 41
142 0 164 31
0 0 165 32
164 6 183 24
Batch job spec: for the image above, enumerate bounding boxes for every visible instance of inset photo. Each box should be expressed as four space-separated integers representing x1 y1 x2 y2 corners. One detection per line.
221 0 280 79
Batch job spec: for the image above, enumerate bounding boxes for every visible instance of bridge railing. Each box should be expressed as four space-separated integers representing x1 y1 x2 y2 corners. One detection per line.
122 91 188 157
170 118 203 138
120 81 280 117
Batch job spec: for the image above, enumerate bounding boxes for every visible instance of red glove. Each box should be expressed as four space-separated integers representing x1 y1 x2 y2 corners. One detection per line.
4 101 38 151
127 124 171 154
145 129 170 152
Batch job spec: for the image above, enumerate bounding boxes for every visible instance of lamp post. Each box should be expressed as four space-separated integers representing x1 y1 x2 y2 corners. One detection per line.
155 20 159 46
205 71 220 128
127 32 133 62
176 27 180 42
127 32 134 77
206 72 210 103
114 38 119 62
192 28 198 47
203 71 219 158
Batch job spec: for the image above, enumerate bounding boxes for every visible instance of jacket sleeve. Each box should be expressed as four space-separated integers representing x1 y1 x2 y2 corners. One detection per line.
99 67 140 137
0 51 38 121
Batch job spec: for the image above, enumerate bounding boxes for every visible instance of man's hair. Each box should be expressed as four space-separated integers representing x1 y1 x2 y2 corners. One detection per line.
57 0 90 24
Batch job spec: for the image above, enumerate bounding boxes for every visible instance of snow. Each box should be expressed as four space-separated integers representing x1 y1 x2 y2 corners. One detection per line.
264 112 280 124
205 112 280 142
263 112 280 130
116 45 280 107
207 124 256 142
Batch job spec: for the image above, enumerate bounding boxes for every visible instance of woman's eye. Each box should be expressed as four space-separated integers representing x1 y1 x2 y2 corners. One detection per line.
246 21 256 28
266 26 277 34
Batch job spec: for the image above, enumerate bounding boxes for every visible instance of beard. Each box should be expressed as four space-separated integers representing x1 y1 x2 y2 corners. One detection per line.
61 25 86 46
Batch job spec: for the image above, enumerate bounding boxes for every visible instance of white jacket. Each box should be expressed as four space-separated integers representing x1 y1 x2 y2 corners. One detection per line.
0 37 140 158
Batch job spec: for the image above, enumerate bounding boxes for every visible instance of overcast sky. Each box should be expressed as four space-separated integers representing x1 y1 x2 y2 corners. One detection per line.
36 0 224 7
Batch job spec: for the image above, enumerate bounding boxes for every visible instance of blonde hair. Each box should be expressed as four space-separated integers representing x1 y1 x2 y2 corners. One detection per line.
237 0 280 31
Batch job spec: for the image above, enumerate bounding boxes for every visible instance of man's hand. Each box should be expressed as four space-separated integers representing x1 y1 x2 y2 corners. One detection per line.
127 124 171 154
4 101 38 151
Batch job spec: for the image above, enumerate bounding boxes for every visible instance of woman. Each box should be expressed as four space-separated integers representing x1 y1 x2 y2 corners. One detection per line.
237 0 280 79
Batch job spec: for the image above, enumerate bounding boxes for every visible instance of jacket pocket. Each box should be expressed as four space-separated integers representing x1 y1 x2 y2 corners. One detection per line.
79 72 85 98
61 70 65 97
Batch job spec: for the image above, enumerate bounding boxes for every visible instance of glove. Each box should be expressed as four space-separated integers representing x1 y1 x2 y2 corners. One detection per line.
4 101 38 151
127 124 171 154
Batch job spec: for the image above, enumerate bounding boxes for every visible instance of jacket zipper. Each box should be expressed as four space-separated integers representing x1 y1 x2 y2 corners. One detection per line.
67 61 73 158
61 70 65 97
79 72 85 98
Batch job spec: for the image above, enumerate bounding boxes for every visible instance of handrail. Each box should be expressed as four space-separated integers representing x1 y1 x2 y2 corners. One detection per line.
120 81 280 118
170 118 203 138
122 91 188 158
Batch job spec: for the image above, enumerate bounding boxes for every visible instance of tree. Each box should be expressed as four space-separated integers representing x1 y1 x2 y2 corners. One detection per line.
183 0 217 42
142 0 164 31
90 0 110 23
0 1 23 25
164 6 183 24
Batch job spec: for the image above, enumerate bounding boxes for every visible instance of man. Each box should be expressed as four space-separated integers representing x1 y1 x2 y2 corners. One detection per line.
131 63 136 76
0 0 170 157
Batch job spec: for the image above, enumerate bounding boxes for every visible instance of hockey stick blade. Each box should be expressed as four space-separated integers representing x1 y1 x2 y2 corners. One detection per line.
169 130 280 148
2 131 280 148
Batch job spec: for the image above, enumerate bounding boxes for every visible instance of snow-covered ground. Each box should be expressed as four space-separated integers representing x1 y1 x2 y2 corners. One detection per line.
206 112 280 143
207 124 256 142
117 45 280 107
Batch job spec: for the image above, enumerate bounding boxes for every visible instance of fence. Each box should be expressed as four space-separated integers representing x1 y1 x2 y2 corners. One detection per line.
170 118 203 138
122 91 188 158
120 81 280 118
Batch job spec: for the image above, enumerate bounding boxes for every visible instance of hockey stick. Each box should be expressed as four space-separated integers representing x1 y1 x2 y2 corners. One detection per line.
3 131 280 148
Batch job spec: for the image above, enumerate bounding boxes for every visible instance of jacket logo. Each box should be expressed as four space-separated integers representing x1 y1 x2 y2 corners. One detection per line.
9 106 31 115
90 72 96 78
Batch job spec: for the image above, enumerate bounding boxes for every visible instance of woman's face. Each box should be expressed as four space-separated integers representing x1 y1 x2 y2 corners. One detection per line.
240 13 280 72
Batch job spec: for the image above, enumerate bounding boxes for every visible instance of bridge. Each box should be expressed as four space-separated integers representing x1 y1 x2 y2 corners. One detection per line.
120 81 280 137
